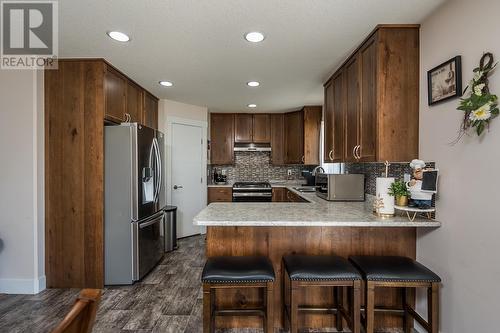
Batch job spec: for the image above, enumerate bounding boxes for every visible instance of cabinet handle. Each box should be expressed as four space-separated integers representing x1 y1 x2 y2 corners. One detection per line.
353 145 361 160
328 150 334 161
123 113 131 123
301 156 305 163
352 146 357 159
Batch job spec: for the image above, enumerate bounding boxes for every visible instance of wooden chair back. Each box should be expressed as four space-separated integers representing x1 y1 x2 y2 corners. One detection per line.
51 289 101 333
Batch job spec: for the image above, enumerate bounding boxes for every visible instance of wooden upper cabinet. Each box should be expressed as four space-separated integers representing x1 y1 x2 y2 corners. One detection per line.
332 72 345 162
104 66 127 123
359 36 377 162
126 81 143 123
234 114 253 143
284 111 304 164
303 106 322 165
104 63 158 128
143 92 158 129
344 56 360 162
270 114 285 165
253 114 271 143
323 81 335 162
210 113 234 164
323 25 420 162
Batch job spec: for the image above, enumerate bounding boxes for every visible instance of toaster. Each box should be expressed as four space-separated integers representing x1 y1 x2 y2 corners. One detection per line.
315 173 365 201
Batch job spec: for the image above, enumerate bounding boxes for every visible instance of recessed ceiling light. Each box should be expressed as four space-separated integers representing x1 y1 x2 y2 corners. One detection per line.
247 81 260 87
159 81 173 87
107 31 130 42
244 32 265 43
247 104 257 108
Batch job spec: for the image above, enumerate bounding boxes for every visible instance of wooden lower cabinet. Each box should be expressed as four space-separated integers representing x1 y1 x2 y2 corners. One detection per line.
208 187 233 203
272 187 286 202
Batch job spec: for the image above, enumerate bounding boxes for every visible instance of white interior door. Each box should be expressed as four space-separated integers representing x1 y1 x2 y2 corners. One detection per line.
171 123 204 238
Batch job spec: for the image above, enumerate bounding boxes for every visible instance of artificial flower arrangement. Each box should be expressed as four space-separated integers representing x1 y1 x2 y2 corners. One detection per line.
457 53 498 138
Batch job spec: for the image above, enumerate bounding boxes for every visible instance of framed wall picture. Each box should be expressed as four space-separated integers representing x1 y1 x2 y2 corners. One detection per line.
427 56 462 105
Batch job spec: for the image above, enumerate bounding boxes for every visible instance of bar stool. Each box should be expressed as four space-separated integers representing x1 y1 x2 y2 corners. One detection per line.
349 256 441 333
201 256 275 333
282 255 362 333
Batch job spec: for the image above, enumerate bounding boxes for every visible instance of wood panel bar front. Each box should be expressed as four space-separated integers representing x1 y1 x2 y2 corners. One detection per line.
206 226 416 331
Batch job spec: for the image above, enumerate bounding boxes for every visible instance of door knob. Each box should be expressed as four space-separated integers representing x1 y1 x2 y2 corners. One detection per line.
173 185 183 190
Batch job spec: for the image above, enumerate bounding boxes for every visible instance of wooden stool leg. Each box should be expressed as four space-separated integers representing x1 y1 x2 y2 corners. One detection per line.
290 281 299 333
266 282 274 333
365 281 375 333
428 283 439 333
203 284 212 333
335 286 343 332
282 261 289 332
352 280 361 333
403 287 414 333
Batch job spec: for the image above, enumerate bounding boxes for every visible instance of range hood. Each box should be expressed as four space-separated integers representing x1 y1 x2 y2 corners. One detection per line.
234 143 271 152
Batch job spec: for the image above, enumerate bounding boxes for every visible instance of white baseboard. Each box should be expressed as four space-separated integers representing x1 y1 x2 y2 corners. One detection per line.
0 275 46 294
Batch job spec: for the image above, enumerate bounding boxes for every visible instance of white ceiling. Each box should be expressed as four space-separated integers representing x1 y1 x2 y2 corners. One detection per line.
59 0 446 113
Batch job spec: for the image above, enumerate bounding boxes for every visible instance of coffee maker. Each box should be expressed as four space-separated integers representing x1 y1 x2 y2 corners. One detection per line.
213 168 227 185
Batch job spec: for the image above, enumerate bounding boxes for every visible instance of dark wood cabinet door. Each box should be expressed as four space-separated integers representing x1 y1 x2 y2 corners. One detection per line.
270 114 285 165
324 81 335 162
234 114 253 143
143 92 158 129
303 106 321 165
253 114 271 143
104 67 127 123
208 187 232 203
272 187 286 202
284 111 304 164
126 81 143 123
210 114 234 164
359 37 377 162
344 56 360 162
332 71 345 162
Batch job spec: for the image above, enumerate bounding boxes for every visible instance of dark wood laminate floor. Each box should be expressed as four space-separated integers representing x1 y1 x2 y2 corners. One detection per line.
0 235 415 333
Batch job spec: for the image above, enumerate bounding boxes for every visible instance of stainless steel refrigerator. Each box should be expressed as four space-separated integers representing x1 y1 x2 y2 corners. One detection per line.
104 123 166 285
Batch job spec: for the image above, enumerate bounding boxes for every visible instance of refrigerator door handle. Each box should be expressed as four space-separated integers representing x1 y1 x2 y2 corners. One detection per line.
153 137 162 204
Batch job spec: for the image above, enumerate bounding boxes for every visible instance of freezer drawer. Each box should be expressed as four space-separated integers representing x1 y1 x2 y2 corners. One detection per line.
133 212 165 281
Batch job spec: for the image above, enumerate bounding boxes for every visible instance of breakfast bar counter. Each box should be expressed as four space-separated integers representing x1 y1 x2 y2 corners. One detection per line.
194 187 440 331
195 187 441 227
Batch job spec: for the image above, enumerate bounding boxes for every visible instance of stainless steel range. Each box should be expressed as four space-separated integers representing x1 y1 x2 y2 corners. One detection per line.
232 182 272 202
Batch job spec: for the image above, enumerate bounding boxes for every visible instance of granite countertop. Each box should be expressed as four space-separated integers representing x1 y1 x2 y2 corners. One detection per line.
195 186 441 228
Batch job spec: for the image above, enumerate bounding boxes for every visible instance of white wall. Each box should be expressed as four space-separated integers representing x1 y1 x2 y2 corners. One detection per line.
158 98 208 124
0 69 45 294
418 0 500 331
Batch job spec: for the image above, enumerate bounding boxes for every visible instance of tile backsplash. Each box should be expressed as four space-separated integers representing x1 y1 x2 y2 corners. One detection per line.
209 151 314 183
345 161 436 195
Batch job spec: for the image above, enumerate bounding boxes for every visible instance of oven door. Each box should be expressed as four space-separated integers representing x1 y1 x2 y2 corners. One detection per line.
232 192 272 202
132 211 164 281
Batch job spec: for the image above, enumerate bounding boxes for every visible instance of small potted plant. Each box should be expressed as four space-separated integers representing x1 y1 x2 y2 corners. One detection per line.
388 180 410 206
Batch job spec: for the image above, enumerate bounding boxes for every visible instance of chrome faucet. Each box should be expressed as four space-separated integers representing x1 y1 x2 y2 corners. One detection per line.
311 165 325 176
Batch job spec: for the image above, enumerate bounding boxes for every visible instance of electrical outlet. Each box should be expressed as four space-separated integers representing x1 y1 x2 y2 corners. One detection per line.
287 169 292 176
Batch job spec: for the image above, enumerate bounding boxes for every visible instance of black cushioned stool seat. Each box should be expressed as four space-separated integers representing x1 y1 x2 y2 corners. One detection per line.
202 256 275 283
349 255 441 282
202 256 275 333
282 255 361 333
283 255 361 281
348 255 441 333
